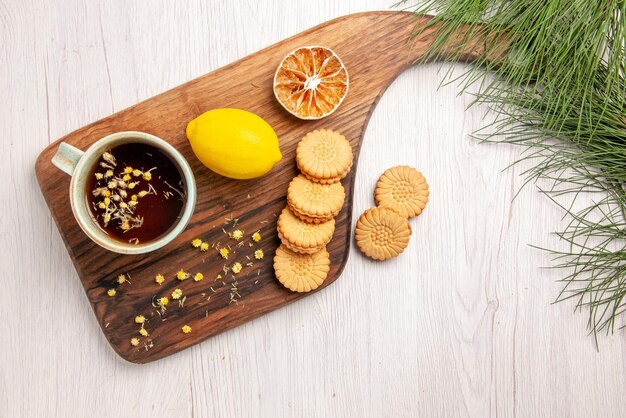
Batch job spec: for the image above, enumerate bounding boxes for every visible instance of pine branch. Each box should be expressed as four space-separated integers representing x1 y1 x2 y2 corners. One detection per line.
398 0 626 340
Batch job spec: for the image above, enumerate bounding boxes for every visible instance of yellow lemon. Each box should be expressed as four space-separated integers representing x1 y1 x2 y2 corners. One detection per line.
186 108 282 179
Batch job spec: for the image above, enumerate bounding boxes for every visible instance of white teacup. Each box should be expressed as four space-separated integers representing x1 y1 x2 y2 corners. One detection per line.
51 131 196 254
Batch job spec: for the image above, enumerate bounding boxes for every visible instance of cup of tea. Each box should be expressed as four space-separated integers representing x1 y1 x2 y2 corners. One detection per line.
51 131 196 254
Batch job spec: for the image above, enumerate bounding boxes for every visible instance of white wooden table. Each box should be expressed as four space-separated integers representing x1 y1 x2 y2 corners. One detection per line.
1 1 624 416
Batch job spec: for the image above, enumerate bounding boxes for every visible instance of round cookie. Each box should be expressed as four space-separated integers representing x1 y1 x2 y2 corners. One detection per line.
355 206 412 261
277 206 335 254
287 175 345 222
296 129 353 184
375 166 429 218
274 244 330 292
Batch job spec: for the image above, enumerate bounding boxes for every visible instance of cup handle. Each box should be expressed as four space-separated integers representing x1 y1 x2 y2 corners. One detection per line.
52 142 85 176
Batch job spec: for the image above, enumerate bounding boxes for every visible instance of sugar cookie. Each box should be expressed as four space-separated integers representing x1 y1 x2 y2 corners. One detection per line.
274 244 330 292
296 129 353 184
355 206 412 260
374 166 429 218
277 206 335 254
287 175 345 222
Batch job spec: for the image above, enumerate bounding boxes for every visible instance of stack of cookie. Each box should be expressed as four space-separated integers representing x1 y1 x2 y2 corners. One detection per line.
355 166 429 261
274 129 353 292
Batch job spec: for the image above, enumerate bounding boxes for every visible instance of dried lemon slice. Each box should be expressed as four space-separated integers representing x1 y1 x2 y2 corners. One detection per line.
273 46 349 120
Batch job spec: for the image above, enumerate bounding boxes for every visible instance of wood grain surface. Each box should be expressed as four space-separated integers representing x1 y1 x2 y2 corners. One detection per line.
2 0 625 416
35 11 483 364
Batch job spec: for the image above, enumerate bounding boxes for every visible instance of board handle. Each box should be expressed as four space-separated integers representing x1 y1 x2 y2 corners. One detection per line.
51 142 84 176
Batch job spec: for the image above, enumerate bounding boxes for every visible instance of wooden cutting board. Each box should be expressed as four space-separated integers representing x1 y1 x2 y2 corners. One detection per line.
35 11 486 363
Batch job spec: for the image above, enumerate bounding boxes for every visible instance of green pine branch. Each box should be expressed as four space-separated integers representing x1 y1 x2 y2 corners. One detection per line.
397 0 626 341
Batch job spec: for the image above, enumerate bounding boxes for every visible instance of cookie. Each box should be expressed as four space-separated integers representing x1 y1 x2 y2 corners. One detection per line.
277 206 335 254
287 174 345 222
374 166 429 218
287 203 335 224
355 206 412 260
296 129 353 184
274 244 330 292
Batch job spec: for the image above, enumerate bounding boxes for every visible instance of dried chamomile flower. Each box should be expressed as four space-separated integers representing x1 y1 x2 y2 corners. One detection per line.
155 274 165 285
191 239 202 248
117 274 128 284
219 248 229 259
95 172 104 180
102 152 116 166
132 169 142 177
127 182 138 189
135 315 146 324
171 289 183 300
231 262 242 274
124 166 133 174
176 270 190 281
92 187 107 197
130 338 140 347
123 174 132 182
105 170 114 178
254 249 264 260
107 288 116 297
158 296 169 307
231 230 244 240
200 242 209 252
252 231 261 242
138 191 149 198
143 171 152 181
139 328 149 337
181 325 192 334
193 273 204 282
